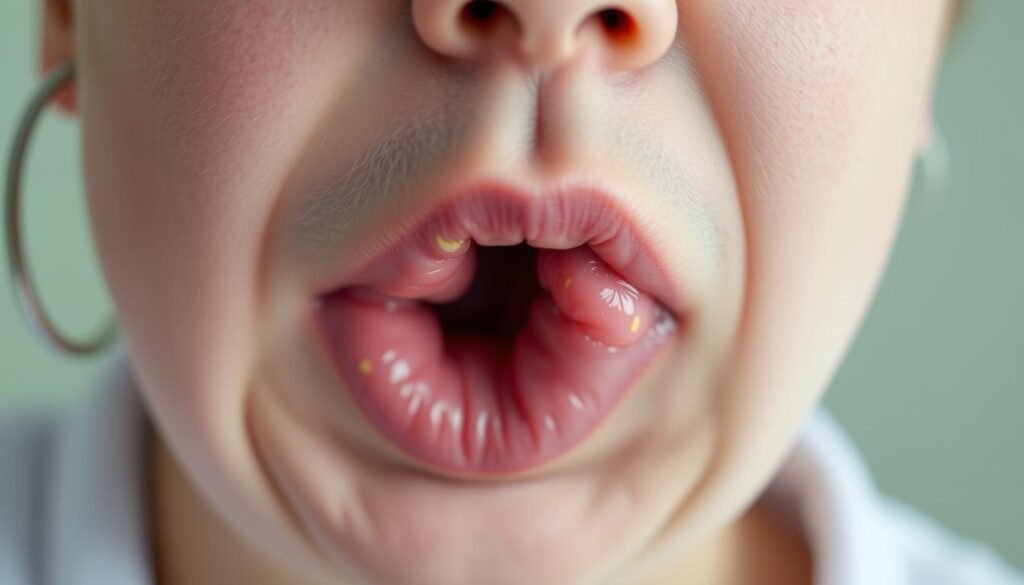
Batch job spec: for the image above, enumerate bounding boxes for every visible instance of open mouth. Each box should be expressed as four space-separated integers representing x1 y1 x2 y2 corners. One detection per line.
312 188 682 476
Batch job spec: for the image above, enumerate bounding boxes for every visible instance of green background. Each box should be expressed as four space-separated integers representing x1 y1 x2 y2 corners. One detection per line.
2 0 1022 570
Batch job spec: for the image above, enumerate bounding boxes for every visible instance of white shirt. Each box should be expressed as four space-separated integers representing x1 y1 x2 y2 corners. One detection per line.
2 344 1022 585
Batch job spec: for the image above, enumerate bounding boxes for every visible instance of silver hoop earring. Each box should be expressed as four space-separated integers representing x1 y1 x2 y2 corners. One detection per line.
4 60 118 356
916 126 953 207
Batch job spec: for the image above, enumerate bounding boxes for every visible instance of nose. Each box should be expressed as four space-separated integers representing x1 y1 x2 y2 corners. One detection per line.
412 0 678 71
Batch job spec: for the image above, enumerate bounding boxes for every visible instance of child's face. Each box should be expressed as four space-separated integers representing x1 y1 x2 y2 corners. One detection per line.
66 0 951 582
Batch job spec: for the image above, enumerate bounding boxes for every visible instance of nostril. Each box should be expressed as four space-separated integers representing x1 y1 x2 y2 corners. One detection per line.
460 0 511 32
462 0 498 24
415 0 675 70
596 8 637 44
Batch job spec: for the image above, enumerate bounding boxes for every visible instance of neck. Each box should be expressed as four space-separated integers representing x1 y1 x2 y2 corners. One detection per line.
149 433 811 585
149 431 320 585
642 494 813 585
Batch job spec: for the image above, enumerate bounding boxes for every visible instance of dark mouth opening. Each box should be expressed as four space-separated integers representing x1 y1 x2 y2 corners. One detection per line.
427 243 541 343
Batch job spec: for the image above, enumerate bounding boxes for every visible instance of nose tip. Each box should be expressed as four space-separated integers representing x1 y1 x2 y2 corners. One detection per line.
412 0 678 71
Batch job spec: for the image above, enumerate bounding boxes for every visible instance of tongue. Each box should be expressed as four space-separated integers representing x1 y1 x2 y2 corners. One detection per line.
538 246 655 347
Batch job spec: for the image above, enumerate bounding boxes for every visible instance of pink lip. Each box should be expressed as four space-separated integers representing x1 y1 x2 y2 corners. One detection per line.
310 180 686 320
309 182 687 477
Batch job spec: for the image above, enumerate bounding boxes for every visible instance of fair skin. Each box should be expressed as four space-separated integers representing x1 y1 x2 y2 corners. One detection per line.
40 0 954 583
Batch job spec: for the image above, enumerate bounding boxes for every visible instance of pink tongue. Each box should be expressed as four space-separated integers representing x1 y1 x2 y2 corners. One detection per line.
538 247 655 347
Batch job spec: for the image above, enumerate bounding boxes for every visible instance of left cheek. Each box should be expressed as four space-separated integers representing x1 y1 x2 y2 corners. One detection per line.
679 0 940 454
80 3 352 415
690 0 888 183
686 0 934 257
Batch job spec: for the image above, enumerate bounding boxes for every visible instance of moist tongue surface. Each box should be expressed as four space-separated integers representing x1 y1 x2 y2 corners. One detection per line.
538 246 656 346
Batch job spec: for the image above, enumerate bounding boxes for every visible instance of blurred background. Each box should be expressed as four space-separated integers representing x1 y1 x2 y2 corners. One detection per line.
2 0 1022 570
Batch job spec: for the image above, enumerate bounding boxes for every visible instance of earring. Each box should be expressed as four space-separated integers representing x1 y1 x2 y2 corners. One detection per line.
4 60 118 356
915 125 954 208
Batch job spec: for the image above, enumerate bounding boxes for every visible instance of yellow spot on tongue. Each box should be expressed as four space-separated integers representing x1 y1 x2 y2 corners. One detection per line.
630 316 641 334
435 234 464 254
563 277 573 290
357 358 374 375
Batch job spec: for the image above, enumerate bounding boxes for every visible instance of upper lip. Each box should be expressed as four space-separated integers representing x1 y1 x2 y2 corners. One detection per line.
311 178 688 320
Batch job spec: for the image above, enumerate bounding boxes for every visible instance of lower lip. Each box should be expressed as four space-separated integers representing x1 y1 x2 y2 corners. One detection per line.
313 287 678 477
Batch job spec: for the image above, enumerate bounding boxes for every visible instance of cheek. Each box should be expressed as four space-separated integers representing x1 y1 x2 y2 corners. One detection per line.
686 0 945 335
73 2 404 567
688 0 945 230
75 0 398 454
690 0 945 338
690 0 887 184
702 1 900 317
676 0 948 496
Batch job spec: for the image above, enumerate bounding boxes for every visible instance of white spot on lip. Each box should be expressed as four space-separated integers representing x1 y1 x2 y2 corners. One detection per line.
600 283 638 315
382 350 397 364
544 416 558 433
448 408 463 432
568 393 584 410
430 401 448 426
475 412 488 447
390 359 411 384
617 279 640 295
408 394 423 417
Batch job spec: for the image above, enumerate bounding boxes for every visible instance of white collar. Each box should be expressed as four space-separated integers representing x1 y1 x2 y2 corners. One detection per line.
44 343 903 585
46 341 155 585
762 407 906 585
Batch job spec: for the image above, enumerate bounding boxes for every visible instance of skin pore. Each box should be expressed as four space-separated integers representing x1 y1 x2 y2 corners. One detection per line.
39 0 956 583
